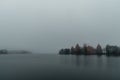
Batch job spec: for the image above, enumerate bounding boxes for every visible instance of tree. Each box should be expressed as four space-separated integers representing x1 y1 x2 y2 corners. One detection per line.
106 45 110 55
59 49 64 54
71 46 75 54
83 44 88 55
75 44 81 55
96 44 102 55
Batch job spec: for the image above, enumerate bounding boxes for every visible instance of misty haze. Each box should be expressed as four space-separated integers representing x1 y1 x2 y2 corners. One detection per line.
0 0 120 80
0 0 120 53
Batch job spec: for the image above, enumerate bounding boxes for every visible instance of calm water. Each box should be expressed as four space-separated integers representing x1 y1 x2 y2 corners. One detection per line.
0 54 120 80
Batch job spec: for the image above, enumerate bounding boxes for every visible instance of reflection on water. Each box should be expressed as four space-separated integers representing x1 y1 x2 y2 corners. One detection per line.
60 55 107 67
0 54 120 80
59 55 120 70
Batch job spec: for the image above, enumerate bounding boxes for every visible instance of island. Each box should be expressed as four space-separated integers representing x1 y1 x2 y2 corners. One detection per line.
0 49 32 54
59 44 120 56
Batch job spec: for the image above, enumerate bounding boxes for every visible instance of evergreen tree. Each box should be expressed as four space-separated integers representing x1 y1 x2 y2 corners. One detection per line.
96 44 102 55
71 46 75 54
75 44 81 55
83 44 88 55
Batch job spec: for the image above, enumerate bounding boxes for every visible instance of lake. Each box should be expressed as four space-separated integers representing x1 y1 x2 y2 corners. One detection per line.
0 54 120 80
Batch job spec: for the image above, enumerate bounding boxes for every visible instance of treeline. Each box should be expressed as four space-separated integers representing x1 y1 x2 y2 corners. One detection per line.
59 44 120 56
0 49 8 54
0 49 32 54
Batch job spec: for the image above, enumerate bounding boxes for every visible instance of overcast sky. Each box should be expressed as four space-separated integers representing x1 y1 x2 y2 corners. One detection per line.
0 0 120 53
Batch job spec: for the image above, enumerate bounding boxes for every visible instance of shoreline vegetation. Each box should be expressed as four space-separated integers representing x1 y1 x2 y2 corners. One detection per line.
0 49 31 54
59 44 120 56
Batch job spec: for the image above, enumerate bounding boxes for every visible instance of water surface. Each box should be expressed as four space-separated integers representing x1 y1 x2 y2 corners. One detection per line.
0 54 120 80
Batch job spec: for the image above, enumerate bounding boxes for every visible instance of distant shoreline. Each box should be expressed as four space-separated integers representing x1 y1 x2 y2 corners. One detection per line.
59 53 120 57
59 44 120 56
0 49 32 54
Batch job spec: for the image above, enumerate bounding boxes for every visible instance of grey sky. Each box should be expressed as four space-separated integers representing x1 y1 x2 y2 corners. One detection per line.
0 0 120 53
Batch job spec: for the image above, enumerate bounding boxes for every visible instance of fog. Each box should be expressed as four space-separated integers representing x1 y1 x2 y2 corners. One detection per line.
0 0 120 53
